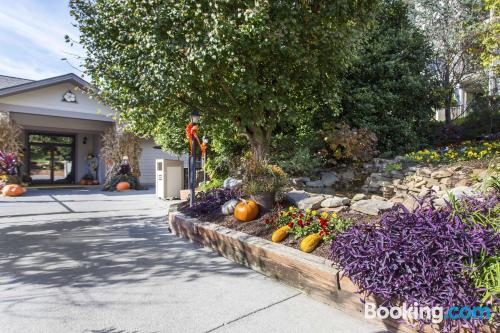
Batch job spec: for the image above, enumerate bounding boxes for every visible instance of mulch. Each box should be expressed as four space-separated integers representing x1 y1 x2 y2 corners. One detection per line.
178 202 374 260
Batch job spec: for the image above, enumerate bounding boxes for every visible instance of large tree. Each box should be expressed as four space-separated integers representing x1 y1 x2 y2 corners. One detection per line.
70 0 376 160
341 0 437 154
411 0 485 124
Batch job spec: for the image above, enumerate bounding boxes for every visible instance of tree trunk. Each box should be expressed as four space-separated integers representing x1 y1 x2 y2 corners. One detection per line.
444 92 452 124
245 125 272 161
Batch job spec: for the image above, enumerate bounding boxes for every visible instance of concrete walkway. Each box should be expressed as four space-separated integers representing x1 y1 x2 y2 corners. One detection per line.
0 188 390 333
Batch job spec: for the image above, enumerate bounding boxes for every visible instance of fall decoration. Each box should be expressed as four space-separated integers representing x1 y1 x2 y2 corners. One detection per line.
234 199 259 222
116 182 130 191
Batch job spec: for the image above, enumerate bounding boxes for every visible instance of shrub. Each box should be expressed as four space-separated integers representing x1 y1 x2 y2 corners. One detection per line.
330 194 499 332
319 123 378 165
270 206 352 242
0 151 19 176
184 188 239 217
239 153 288 197
199 178 224 192
384 162 402 173
273 146 323 176
104 174 140 191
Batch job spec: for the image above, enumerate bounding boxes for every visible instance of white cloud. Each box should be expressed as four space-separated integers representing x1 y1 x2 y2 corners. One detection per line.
0 0 85 79
0 55 62 80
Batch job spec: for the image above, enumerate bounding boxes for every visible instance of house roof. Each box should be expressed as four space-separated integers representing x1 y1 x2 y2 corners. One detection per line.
0 73 90 98
0 75 34 89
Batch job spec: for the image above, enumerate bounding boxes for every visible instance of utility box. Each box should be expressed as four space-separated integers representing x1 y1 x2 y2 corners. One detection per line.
155 159 184 199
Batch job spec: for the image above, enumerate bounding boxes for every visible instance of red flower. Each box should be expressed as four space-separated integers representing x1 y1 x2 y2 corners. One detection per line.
299 213 304 218
292 213 297 219
298 220 304 228
287 222 294 228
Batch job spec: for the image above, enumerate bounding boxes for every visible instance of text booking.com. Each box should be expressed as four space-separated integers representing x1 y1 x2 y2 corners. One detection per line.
365 302 492 323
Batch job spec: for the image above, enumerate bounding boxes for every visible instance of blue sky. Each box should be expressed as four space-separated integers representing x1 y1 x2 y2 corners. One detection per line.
0 0 84 80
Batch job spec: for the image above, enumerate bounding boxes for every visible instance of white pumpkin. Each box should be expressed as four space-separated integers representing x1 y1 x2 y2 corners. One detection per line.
221 198 240 215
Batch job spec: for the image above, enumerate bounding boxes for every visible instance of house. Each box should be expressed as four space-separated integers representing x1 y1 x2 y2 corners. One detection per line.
0 73 187 186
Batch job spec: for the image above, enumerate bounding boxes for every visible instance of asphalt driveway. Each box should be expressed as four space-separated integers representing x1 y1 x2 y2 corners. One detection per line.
0 188 389 333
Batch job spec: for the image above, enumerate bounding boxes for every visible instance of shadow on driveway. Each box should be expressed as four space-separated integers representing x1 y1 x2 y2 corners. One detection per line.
0 213 252 289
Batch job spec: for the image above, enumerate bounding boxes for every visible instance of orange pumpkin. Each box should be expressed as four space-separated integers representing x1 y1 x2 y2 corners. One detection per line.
79 179 87 185
234 199 259 222
2 184 25 197
116 182 131 191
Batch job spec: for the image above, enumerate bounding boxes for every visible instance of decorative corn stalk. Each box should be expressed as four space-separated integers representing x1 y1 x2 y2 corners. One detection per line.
100 127 142 188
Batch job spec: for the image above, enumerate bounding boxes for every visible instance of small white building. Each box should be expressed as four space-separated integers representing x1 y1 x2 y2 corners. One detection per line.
0 73 187 186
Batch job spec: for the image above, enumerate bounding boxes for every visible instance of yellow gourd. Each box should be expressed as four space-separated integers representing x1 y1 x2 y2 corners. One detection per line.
300 233 322 253
271 225 290 243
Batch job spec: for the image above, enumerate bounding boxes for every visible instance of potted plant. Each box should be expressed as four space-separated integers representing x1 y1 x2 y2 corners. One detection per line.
240 154 288 211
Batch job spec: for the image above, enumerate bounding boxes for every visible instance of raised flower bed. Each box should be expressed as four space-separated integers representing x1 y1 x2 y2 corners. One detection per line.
172 178 499 333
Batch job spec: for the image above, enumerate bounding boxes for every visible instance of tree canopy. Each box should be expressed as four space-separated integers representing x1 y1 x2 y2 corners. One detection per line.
70 0 376 159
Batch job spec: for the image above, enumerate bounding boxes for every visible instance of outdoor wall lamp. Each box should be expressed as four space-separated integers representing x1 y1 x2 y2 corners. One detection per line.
83 136 87 145
189 110 200 124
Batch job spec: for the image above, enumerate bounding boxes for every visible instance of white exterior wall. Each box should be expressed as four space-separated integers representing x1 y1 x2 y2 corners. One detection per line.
138 140 188 185
0 83 114 117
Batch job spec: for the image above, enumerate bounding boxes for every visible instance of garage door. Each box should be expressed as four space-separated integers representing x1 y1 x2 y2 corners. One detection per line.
138 140 188 185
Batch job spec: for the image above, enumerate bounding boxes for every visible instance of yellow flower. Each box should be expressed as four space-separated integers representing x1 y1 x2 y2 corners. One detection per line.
321 212 328 218
305 208 311 213
332 212 337 218
311 210 317 216
288 206 294 212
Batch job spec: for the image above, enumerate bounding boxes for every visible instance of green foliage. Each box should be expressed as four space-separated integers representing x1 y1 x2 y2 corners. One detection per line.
341 0 437 154
319 122 378 164
70 0 376 160
384 162 402 173
469 252 500 316
481 0 500 73
272 146 322 176
199 178 224 192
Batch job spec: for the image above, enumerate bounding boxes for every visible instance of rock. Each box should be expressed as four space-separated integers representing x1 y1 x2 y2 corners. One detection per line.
414 180 426 188
223 177 243 189
455 178 472 187
471 169 487 181
390 194 418 212
431 185 441 192
442 186 477 200
352 193 367 202
440 177 453 187
418 188 430 197
320 172 339 187
339 170 355 181
291 177 310 186
371 194 386 201
321 196 350 208
351 199 395 216
297 195 325 210
319 206 349 213
417 167 432 176
221 199 240 215
431 170 452 179
285 190 310 205
305 180 324 187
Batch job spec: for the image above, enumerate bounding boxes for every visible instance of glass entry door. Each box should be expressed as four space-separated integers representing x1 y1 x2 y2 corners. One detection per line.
28 133 75 184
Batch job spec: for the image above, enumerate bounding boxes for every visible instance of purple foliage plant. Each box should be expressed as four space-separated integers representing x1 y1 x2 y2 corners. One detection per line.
330 193 499 332
184 188 240 216
0 151 19 176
